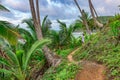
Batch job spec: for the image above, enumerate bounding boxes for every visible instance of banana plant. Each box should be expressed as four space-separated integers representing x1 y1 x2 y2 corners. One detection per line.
0 39 50 80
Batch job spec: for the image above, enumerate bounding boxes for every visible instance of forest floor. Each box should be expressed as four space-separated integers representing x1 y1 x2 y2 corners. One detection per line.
67 48 106 80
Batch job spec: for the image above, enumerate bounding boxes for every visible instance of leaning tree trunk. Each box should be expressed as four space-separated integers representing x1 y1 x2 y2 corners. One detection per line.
88 0 103 28
74 0 91 34
29 0 61 67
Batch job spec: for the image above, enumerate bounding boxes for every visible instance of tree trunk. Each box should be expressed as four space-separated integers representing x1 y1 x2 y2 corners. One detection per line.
88 0 103 28
29 0 43 39
29 0 61 67
74 0 91 34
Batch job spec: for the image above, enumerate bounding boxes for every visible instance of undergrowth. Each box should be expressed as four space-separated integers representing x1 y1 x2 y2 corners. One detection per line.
42 61 80 80
73 27 120 80
56 48 74 58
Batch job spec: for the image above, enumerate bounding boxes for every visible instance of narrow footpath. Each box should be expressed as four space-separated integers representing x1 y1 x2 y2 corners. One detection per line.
67 48 106 80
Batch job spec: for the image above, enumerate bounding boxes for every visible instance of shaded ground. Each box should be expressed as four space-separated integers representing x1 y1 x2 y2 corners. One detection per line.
67 48 106 80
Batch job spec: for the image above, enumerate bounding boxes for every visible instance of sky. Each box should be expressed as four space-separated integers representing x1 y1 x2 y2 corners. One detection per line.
0 0 120 30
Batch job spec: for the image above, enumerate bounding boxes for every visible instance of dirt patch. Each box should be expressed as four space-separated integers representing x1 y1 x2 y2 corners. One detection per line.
67 48 106 80
75 61 106 80
67 48 79 63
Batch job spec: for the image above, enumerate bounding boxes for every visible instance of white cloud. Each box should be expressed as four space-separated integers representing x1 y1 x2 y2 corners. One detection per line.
2 0 30 12
105 0 120 5
0 16 20 25
0 10 31 25
0 0 120 29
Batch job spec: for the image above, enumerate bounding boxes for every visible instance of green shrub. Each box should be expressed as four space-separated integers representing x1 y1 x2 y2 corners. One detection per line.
73 27 120 79
109 14 120 37
56 48 74 58
42 61 80 80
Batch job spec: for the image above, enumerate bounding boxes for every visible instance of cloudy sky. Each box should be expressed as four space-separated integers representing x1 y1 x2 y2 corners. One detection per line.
0 0 120 29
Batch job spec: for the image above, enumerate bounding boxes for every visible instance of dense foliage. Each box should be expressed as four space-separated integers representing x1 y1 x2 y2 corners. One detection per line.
73 15 120 79
0 3 120 80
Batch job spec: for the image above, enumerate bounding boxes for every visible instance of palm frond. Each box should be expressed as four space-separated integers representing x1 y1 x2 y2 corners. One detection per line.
22 18 35 31
42 15 48 28
0 4 10 12
42 15 51 37
0 57 11 67
49 30 60 45
0 21 20 45
0 69 13 75
23 39 50 71
22 19 37 39
18 28 36 41
3 48 20 66
57 20 67 33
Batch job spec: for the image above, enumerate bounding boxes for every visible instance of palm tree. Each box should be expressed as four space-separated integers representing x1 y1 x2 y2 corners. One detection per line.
57 20 76 45
0 39 50 80
76 11 93 30
29 0 61 67
50 20 79 49
29 0 43 39
18 16 51 57
74 0 91 34
88 0 103 28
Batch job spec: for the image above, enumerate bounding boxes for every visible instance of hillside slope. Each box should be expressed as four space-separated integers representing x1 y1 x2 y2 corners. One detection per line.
73 27 120 80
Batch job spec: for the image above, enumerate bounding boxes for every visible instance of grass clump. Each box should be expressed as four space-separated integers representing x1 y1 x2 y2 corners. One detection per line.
42 61 80 80
56 48 74 58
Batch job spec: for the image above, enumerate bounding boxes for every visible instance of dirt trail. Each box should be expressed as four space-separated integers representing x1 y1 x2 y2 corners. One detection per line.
67 48 106 80
67 48 79 63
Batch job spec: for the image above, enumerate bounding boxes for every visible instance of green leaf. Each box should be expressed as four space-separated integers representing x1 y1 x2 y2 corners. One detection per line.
23 39 50 71
0 21 20 45
0 57 11 67
0 4 10 12
0 69 13 75
42 15 48 28
3 48 20 67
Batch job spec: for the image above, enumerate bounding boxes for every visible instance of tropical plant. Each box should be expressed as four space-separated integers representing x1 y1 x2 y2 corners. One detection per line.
49 20 80 49
29 0 61 67
0 39 50 80
42 15 52 37
19 15 51 52
74 0 91 34
19 19 37 52
109 14 120 45
49 30 60 49
88 0 103 28
74 11 94 31
109 14 120 36
0 21 20 45
69 36 82 48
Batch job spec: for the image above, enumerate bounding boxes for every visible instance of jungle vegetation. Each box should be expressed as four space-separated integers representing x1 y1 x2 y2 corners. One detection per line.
0 0 120 80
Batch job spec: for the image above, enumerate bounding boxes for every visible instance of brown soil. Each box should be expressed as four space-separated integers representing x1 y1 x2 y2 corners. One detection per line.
67 48 79 64
67 48 106 80
75 61 106 80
